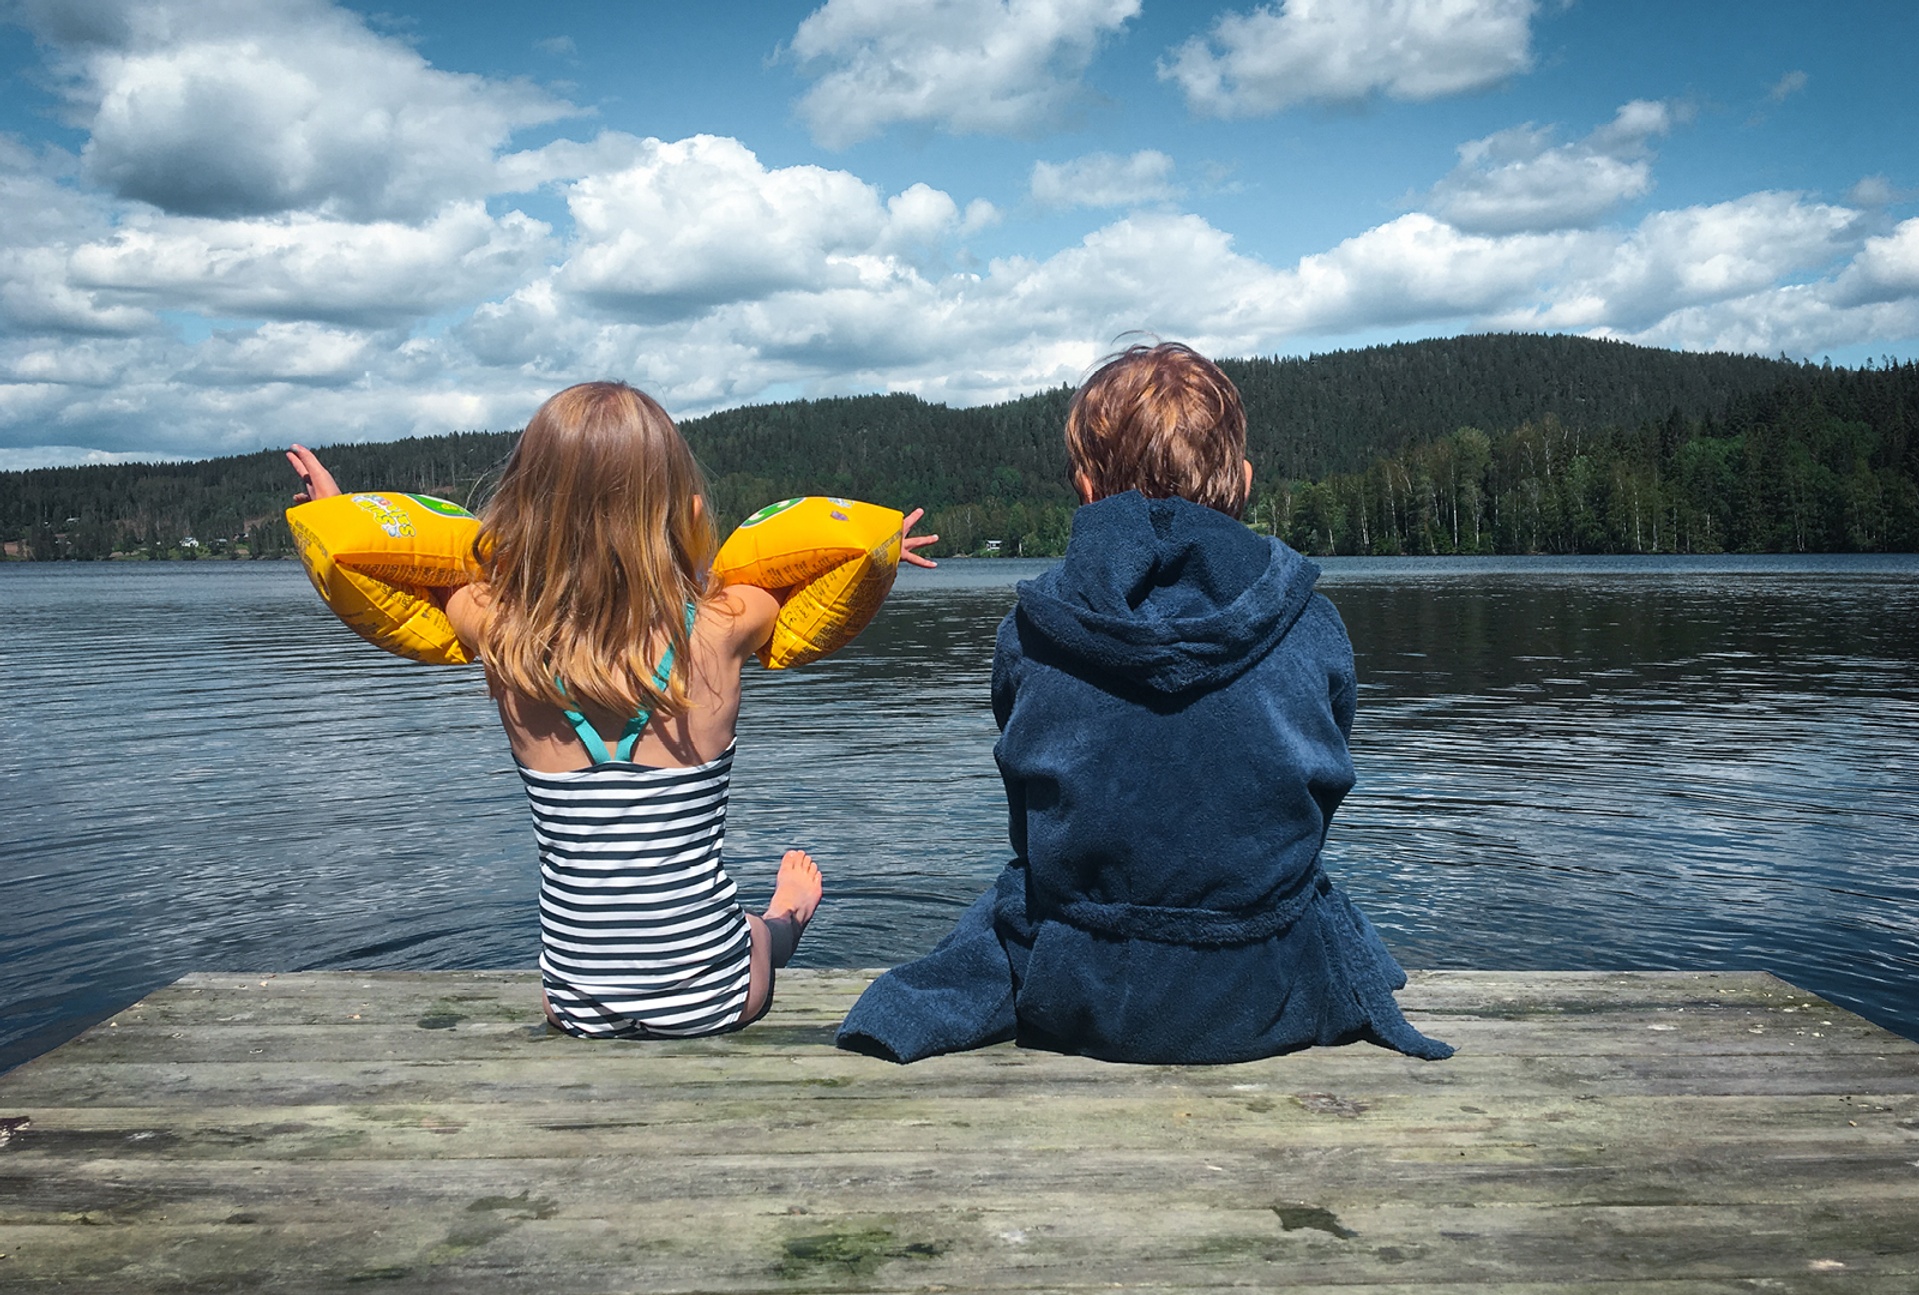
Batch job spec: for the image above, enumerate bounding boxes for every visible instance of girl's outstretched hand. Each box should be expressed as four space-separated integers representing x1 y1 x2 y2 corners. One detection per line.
900 508 939 568
287 444 342 503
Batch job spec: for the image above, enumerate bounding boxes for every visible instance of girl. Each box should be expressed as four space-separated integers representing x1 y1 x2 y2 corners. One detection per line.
289 381 936 1038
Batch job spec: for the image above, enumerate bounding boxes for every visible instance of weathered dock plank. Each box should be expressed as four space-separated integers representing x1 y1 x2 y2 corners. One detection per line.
2 969 1915 1293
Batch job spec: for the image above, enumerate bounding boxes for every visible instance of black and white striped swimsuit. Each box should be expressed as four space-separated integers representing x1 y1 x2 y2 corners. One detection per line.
523 607 750 1038
522 745 753 1037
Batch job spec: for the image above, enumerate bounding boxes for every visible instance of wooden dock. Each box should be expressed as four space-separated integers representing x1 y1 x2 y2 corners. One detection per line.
2 969 1916 1292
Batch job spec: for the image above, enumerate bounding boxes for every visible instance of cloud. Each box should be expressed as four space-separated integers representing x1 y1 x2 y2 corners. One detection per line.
1767 69 1808 103
1478 191 1868 350
553 135 982 320
1830 217 1919 307
179 321 381 387
0 324 553 459
1162 0 1536 118
18 0 575 220
529 187 1874 407
991 190 1878 364
0 445 186 470
1423 100 1673 234
0 135 157 336
5 176 1912 464
463 206 1590 413
1609 287 1919 361
66 203 553 329
789 0 1140 148
0 336 147 389
1582 193 1861 328
1847 175 1901 209
453 135 1004 397
1030 150 1178 209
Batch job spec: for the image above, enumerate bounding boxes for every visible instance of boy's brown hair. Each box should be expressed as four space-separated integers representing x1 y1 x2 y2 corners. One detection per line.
1064 341 1249 517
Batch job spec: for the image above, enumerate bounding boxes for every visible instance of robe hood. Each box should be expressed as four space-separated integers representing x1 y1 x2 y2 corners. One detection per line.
1015 492 1320 694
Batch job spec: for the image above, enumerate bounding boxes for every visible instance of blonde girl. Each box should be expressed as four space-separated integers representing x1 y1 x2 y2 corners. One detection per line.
289 381 935 1037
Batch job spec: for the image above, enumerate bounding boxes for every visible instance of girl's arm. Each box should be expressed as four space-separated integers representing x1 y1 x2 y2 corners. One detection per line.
713 583 783 663
443 583 491 654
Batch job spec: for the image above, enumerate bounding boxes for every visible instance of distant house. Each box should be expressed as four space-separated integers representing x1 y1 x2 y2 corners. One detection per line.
180 536 200 549
983 539 1002 553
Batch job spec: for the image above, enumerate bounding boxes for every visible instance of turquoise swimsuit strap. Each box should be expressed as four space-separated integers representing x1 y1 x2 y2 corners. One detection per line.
558 602 697 765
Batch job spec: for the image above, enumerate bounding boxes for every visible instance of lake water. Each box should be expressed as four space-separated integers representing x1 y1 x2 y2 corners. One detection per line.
3 554 1916 1069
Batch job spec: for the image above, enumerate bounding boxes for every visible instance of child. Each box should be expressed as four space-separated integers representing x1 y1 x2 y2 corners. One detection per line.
837 343 1452 1064
289 381 935 1038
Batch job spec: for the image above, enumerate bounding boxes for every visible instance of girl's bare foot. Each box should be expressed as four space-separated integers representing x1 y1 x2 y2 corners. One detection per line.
768 849 822 928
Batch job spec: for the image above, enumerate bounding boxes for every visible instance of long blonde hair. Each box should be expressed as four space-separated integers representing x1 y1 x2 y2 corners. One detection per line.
478 381 717 720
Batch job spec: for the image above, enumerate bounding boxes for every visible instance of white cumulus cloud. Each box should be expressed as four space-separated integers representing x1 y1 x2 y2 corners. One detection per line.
1030 151 1178 209
1830 217 1919 307
66 203 553 329
1585 192 1861 329
19 0 574 220
554 135 983 321
180 322 382 387
790 0 1140 148
1424 100 1674 234
0 137 156 336
1162 0 1536 118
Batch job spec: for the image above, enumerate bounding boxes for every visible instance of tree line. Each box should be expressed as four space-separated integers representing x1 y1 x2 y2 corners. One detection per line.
1253 358 1919 556
3 333 1912 560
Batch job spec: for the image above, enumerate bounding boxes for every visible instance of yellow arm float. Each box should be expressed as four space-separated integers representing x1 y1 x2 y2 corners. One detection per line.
710 496 904 669
287 492 481 665
289 492 903 670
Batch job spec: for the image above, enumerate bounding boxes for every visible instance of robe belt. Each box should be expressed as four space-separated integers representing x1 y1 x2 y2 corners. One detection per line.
1018 863 1330 946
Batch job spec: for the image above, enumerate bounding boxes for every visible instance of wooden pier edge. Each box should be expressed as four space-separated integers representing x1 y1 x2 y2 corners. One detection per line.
2 968 1916 1293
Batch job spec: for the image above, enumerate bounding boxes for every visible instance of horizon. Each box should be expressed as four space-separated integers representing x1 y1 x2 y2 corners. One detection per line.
3 1 1917 471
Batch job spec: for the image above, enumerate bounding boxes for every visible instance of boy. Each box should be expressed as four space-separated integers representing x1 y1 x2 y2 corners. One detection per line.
838 342 1451 1064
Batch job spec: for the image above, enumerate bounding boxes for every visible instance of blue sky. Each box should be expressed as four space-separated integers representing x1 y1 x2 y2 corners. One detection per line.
2 0 1915 468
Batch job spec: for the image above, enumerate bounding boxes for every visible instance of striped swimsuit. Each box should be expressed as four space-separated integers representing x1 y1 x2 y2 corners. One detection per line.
522 608 754 1038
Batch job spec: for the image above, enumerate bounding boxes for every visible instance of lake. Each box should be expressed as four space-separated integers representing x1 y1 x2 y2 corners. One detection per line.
2 554 1916 1070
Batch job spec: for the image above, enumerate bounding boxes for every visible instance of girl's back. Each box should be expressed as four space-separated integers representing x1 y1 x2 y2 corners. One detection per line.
474 584 769 774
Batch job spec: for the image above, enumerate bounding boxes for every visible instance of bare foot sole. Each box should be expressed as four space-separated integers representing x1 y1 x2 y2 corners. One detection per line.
768 849 823 929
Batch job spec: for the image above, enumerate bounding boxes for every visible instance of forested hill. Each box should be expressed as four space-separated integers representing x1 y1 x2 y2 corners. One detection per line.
1226 333 1796 477
673 334 1800 514
4 332 1913 559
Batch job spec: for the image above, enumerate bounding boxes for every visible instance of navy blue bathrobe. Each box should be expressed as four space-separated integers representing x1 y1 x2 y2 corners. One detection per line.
837 492 1452 1065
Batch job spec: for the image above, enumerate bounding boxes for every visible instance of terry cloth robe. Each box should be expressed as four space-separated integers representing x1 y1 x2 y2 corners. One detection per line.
837 491 1453 1065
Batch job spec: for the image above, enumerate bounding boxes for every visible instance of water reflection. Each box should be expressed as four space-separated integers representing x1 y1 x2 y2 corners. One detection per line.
1 555 1914 1072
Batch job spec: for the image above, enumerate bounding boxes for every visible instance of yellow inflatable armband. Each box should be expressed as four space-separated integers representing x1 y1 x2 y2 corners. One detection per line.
287 492 480 665
288 491 900 671
712 496 903 669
